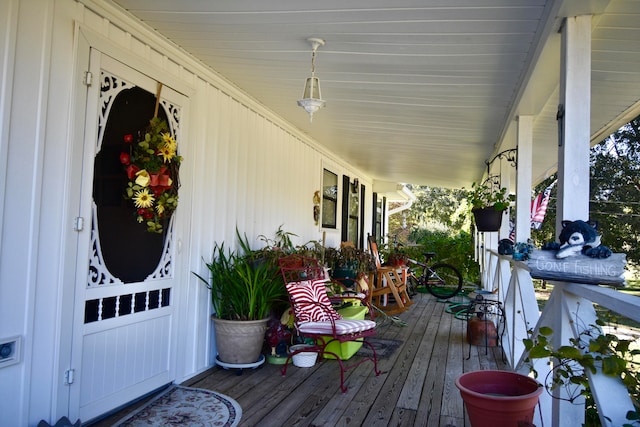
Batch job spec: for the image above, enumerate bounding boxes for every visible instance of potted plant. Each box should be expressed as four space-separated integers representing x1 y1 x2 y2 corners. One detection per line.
194 230 286 365
252 225 323 271
467 180 514 232
294 239 326 265
324 243 375 288
381 244 409 267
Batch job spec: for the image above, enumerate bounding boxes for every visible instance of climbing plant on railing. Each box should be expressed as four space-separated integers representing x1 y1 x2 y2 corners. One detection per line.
523 315 640 426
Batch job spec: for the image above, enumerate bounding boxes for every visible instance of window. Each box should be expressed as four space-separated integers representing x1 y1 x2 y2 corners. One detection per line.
322 169 338 228
372 193 386 240
342 175 361 247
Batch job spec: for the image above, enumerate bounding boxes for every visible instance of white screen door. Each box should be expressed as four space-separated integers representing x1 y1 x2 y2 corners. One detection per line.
69 49 185 422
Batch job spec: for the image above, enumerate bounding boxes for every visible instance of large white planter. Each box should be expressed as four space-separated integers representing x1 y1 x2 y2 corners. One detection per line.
213 317 269 364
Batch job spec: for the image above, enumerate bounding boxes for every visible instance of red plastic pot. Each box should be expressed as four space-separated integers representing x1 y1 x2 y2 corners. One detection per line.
455 370 542 427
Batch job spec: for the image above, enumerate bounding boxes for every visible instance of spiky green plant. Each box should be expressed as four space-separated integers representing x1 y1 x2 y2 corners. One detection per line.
193 230 286 320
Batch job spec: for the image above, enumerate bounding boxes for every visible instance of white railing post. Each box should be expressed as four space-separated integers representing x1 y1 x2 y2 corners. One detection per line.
483 246 499 292
496 256 511 301
481 246 490 289
550 286 591 426
501 269 518 366
502 261 538 368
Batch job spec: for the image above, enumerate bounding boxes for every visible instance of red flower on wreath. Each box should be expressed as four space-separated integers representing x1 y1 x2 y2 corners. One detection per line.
119 152 131 166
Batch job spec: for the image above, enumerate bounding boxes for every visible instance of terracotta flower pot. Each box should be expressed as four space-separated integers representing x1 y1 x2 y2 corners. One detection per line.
455 370 542 427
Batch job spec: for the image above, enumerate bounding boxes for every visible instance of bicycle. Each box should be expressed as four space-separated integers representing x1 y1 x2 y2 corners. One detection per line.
405 252 463 299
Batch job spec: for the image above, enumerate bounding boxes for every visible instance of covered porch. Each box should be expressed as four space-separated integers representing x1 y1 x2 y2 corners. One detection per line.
4 1 640 425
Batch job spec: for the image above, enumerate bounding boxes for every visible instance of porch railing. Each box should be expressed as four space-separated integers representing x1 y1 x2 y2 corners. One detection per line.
479 248 638 427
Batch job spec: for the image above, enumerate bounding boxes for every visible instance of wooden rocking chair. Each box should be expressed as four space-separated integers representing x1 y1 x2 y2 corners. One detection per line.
367 235 413 316
278 254 381 392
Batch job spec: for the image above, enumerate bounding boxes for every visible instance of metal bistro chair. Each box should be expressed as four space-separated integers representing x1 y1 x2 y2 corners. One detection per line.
278 254 381 392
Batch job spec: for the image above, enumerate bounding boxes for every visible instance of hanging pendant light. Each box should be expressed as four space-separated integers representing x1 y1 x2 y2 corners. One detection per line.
297 37 326 123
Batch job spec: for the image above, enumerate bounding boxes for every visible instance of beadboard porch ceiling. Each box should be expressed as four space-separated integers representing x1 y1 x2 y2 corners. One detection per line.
111 0 640 191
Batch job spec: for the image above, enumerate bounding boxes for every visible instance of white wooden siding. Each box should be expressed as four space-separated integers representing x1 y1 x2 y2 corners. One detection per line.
0 0 373 425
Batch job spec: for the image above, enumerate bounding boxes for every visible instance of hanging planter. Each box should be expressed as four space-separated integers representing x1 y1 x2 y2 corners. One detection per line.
472 207 504 232
466 180 513 232
456 370 542 427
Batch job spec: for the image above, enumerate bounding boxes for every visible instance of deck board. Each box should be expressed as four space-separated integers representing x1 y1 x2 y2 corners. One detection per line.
89 292 509 427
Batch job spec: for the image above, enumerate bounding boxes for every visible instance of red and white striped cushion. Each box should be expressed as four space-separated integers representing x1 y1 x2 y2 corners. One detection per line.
286 279 342 323
298 319 376 335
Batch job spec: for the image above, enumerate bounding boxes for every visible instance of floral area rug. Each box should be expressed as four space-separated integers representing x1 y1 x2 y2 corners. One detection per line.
113 385 241 427
355 337 402 359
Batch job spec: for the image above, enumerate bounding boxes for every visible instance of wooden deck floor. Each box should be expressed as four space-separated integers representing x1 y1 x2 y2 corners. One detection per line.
92 292 508 426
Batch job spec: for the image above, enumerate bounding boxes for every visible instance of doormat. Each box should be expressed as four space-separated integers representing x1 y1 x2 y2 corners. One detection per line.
113 385 241 427
355 337 402 359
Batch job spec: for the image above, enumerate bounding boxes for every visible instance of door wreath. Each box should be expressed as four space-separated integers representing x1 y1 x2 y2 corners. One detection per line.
119 84 182 233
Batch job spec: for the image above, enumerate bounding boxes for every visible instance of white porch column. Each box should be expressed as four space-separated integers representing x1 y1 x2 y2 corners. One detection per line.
515 116 533 242
550 14 593 427
499 157 512 239
557 15 592 227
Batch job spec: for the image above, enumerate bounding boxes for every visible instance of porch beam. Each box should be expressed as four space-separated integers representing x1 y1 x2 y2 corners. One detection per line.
556 15 592 228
